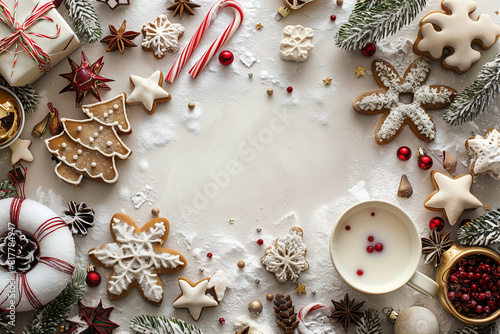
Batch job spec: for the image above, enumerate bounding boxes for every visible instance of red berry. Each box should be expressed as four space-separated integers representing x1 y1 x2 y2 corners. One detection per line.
357 269 363 276
330 15 337 21
361 42 376 57
429 217 445 231
368 236 374 242
287 86 293 93
207 252 213 258
448 291 455 300
396 146 412 161
461 293 470 301
345 225 351 231
219 318 225 324
257 239 264 245
475 305 484 314
367 246 374 253
375 243 383 252
460 219 472 227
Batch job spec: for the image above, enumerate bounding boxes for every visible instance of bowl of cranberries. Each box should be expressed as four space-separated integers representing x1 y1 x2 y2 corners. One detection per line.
437 244 500 325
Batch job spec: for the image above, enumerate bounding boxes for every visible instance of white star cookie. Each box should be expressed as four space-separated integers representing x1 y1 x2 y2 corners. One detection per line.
127 70 171 114
173 277 218 320
424 171 482 226
466 128 500 180
9 138 33 165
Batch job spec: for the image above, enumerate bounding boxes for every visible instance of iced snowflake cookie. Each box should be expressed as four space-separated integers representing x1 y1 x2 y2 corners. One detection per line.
88 213 186 306
261 226 309 283
172 277 218 320
142 14 185 59
424 171 482 226
413 0 500 74
280 25 314 62
466 128 500 180
352 57 456 145
127 70 171 114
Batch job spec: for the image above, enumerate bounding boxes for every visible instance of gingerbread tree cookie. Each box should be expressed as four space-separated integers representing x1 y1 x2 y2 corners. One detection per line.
88 214 186 306
413 0 500 74
45 94 132 186
466 128 500 180
353 57 456 145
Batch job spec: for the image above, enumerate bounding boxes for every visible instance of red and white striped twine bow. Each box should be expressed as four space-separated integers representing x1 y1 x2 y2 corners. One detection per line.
0 0 61 77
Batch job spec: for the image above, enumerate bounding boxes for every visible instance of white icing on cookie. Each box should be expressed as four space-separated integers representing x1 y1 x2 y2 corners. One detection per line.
142 14 184 58
173 277 218 320
127 70 171 113
280 25 314 62
415 0 500 73
261 226 309 283
207 270 232 302
466 128 500 180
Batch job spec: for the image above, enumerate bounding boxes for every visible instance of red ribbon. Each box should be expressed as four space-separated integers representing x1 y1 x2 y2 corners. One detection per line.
0 0 61 76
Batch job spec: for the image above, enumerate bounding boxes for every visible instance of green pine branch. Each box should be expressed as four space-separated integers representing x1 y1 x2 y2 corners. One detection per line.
444 52 500 126
130 315 204 334
0 76 39 113
335 0 427 50
0 312 13 334
457 210 500 246
0 180 15 200
356 308 382 334
22 269 86 334
64 0 101 43
453 323 497 334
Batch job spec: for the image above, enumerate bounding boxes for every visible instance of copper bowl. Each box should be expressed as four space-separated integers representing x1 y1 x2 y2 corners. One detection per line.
437 244 500 325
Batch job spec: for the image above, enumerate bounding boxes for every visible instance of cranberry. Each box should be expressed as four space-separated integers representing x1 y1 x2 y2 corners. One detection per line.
375 243 383 252
460 272 468 279
367 246 374 253
491 305 497 312
368 236 374 242
472 284 478 291
448 291 456 300
470 300 477 308
479 293 487 300
461 294 470 302
485 306 491 313
357 270 363 276
488 300 495 307
486 291 492 298
475 305 484 314
460 259 468 266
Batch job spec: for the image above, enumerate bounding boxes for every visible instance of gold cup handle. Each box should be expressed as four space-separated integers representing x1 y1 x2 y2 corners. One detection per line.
406 271 439 297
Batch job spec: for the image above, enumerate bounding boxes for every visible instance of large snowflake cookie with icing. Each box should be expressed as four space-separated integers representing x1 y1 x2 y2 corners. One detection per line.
352 57 456 145
424 171 482 226
142 14 185 59
261 226 309 283
280 25 314 62
466 128 500 180
413 0 500 74
88 213 186 305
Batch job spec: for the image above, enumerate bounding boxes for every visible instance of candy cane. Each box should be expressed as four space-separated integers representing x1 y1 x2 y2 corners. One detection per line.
297 303 335 334
166 0 243 83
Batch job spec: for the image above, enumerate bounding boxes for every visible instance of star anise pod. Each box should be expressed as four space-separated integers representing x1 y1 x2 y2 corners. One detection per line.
329 293 365 333
422 228 454 267
453 299 473 314
167 0 200 18
100 20 140 54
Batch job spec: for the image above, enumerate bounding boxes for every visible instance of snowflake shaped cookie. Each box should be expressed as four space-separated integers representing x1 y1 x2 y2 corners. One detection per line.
353 57 456 145
261 226 309 283
466 128 500 180
88 214 186 305
413 0 500 74
142 14 185 59
280 25 314 62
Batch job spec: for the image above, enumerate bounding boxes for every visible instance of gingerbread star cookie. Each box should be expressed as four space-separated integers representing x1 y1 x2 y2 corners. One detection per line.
172 277 218 320
424 171 482 226
353 57 456 145
466 128 500 180
88 214 186 305
126 70 171 114
9 138 33 165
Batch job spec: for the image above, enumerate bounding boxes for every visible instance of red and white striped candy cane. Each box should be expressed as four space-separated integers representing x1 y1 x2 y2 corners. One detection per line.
166 0 243 83
297 303 335 334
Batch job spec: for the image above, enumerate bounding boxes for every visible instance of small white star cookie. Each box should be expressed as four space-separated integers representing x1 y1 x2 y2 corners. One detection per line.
173 277 218 320
466 128 500 180
127 70 171 114
9 138 33 165
424 171 482 226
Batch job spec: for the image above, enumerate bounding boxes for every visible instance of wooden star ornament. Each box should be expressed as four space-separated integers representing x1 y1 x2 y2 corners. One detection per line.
424 171 482 226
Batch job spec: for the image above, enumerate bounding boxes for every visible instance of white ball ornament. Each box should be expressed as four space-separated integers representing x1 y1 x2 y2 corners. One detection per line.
394 307 439 334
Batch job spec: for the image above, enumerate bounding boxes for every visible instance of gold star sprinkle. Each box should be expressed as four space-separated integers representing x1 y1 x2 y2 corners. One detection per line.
485 205 491 210
296 282 306 295
256 23 263 30
354 65 367 78
323 77 332 85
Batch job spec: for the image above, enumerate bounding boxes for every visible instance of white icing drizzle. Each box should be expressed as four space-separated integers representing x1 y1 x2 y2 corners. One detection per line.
141 14 185 58
261 226 309 283
467 128 500 179
280 25 314 62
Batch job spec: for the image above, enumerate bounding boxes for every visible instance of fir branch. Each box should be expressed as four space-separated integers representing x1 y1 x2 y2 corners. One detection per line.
22 269 86 334
444 52 500 126
355 308 382 334
64 0 101 43
0 179 15 200
0 76 39 113
457 210 500 246
335 0 427 50
453 323 497 334
0 312 13 334
130 315 204 334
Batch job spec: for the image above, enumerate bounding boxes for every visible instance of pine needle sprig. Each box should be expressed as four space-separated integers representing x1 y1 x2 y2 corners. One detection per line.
453 323 497 334
22 269 86 334
356 308 382 334
0 180 15 200
0 76 39 114
64 0 101 43
130 315 204 334
457 210 500 246
444 52 500 126
335 0 427 50
0 312 13 334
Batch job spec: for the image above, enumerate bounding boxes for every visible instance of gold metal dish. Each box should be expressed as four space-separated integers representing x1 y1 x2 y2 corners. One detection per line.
0 87 23 149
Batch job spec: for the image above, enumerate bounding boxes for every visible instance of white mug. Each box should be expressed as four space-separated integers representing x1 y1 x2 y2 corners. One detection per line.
329 200 438 297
